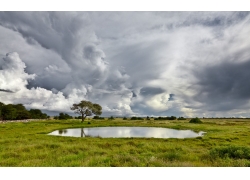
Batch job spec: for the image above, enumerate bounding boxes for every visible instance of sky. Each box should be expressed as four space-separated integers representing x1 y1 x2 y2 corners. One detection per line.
1 11 250 117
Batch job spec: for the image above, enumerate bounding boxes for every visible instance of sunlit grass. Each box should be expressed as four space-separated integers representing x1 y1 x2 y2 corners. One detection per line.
0 118 250 166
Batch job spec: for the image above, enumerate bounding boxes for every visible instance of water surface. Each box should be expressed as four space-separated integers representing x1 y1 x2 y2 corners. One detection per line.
48 127 206 139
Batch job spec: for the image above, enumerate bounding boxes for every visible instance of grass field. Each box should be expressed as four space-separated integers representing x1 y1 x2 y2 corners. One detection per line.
0 118 250 167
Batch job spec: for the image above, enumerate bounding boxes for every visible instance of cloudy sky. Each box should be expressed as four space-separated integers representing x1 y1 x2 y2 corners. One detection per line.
0 11 250 117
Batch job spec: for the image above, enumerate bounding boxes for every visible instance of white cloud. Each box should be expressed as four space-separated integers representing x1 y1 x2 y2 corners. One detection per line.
0 52 36 92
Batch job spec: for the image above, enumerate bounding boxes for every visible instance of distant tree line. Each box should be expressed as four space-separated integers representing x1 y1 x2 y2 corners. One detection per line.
154 116 177 120
130 116 144 120
0 102 48 120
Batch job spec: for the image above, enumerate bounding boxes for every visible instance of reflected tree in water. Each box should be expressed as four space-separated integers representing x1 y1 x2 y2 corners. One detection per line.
58 129 67 135
81 128 86 137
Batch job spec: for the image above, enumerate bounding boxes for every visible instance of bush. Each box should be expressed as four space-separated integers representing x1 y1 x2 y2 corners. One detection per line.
108 116 114 120
177 117 186 120
154 116 176 120
210 145 250 159
130 117 143 120
123 117 127 120
189 117 202 123
93 116 105 120
58 113 72 120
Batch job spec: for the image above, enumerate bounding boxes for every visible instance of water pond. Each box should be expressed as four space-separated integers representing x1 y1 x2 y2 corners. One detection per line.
48 127 206 139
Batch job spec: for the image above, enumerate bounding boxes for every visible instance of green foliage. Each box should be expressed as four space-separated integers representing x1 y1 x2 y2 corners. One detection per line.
123 117 127 120
0 102 4 120
130 117 144 120
0 102 48 120
1 104 17 120
0 102 70 121
210 145 250 159
146 116 150 120
108 116 114 120
177 117 186 120
13 104 31 119
71 100 102 122
154 116 176 120
29 109 47 119
74 116 82 119
58 113 72 120
93 116 105 120
189 117 202 123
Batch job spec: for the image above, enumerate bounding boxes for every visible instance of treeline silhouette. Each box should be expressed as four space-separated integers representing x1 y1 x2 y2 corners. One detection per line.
0 102 48 120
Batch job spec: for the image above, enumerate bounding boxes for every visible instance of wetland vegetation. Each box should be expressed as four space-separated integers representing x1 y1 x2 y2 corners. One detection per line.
1 118 250 167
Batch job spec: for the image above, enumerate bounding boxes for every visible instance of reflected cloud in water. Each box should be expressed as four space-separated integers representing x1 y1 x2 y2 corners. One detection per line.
48 127 206 139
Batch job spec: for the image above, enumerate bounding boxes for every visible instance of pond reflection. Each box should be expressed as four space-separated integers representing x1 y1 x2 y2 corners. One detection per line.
48 127 206 139
58 129 68 135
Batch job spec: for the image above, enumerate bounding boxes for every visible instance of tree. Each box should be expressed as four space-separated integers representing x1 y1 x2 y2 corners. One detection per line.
29 109 48 119
58 113 72 120
1 104 17 120
70 100 102 122
13 104 31 120
0 102 5 120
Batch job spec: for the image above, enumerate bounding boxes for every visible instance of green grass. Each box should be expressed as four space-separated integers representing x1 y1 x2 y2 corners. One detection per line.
0 118 250 166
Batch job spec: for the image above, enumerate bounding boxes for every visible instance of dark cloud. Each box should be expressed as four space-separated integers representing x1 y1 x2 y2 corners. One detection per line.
194 59 250 111
168 94 175 101
0 89 14 93
132 91 137 97
140 87 165 96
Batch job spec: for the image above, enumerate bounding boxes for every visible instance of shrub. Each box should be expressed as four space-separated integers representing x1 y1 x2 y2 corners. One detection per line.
189 117 202 123
123 117 127 120
177 117 186 120
154 116 177 120
130 117 143 120
93 116 105 120
58 113 72 120
108 116 114 120
210 145 250 159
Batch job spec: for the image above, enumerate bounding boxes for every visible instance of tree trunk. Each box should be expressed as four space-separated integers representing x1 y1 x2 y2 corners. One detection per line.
81 114 85 122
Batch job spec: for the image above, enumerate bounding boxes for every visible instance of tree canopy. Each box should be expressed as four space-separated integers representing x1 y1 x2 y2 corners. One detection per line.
0 102 48 121
70 100 102 122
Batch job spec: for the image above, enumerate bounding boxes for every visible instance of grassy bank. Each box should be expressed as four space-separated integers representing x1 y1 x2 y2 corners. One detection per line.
0 118 250 167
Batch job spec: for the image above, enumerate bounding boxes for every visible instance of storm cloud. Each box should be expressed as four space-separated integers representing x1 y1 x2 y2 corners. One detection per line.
0 11 250 117
194 59 250 111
